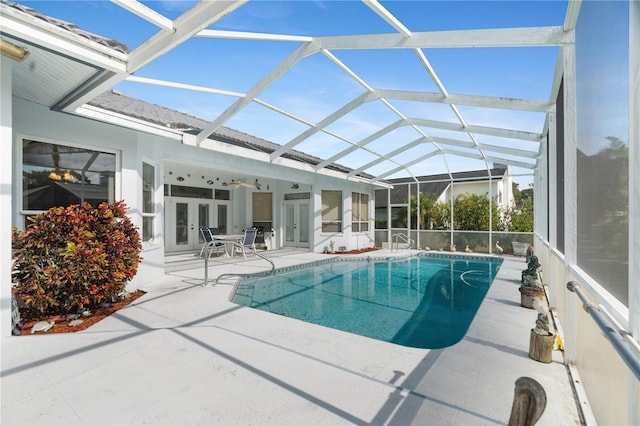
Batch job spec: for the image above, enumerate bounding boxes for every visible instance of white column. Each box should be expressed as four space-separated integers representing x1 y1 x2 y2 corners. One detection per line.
548 110 558 251
628 2 640 424
536 139 552 302
0 57 14 337
547 110 559 308
541 118 552 244
562 37 578 364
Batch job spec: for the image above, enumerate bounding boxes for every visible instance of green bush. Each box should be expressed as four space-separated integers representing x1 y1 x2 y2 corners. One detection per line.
12 201 142 315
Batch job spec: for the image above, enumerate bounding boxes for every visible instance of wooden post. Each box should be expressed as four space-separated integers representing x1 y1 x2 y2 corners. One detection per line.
508 376 547 426
529 329 554 363
519 285 545 309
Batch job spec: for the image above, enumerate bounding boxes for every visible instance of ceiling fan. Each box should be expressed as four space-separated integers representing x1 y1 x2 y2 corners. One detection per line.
222 179 260 189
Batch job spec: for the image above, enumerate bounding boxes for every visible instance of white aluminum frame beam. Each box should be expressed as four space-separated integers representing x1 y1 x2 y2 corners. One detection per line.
347 137 428 177
269 91 377 160
126 75 245 98
60 0 246 112
195 40 317 145
197 29 313 43
378 89 553 112
375 150 441 180
80 0 561 182
314 119 406 171
364 0 412 37
128 1 246 72
111 0 174 31
410 118 543 142
319 26 570 50
439 149 536 170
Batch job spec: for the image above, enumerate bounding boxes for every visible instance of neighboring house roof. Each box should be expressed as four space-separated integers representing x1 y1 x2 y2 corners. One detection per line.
377 168 509 207
88 91 373 179
1 0 130 54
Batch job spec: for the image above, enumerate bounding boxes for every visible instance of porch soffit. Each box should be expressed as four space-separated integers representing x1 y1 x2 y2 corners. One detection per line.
2 1 572 184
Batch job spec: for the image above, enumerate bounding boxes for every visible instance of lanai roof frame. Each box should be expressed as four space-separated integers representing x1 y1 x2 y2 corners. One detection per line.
2 0 570 183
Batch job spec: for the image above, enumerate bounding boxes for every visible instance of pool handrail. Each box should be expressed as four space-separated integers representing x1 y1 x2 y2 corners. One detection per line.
202 240 275 286
391 233 414 252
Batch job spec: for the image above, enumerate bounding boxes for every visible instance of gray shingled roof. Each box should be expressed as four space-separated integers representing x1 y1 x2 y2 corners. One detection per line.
1 0 130 54
377 168 508 207
89 90 373 179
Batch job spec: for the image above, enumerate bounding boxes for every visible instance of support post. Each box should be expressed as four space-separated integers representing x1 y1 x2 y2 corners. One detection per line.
508 376 547 426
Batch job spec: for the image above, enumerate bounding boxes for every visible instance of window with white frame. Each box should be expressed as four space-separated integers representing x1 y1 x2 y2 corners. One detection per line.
253 192 273 231
322 190 342 233
22 139 116 211
142 162 155 242
352 192 369 232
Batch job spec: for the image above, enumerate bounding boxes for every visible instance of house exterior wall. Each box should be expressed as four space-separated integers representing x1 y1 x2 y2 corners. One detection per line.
159 136 377 253
4 94 378 332
440 178 512 210
12 97 167 289
312 182 376 253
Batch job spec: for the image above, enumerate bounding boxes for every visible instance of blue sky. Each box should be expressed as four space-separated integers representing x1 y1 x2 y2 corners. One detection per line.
18 1 571 187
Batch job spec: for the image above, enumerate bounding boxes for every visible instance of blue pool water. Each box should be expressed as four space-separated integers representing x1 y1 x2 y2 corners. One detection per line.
231 254 503 349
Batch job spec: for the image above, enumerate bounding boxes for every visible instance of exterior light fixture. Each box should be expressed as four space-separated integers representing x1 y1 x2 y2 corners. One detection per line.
48 170 75 182
1 39 29 62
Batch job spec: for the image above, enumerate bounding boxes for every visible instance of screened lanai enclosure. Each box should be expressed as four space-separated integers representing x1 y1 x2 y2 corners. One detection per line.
374 167 534 254
1 0 638 424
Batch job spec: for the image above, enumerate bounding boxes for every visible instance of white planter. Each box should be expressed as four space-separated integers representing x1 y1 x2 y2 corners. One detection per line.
512 241 529 256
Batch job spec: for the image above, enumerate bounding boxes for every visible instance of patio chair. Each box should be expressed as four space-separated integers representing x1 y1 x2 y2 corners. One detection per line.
199 228 224 258
236 227 258 259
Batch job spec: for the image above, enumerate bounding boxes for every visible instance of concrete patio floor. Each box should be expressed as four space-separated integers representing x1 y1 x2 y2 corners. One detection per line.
1 249 583 425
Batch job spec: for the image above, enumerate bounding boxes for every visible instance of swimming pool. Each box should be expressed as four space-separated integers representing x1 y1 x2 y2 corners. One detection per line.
231 254 503 349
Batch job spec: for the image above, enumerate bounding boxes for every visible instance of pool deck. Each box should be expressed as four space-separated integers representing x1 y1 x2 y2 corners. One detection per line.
1 249 583 425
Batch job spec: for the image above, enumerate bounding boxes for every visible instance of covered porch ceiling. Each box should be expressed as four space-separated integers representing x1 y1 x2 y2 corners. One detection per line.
2 0 577 184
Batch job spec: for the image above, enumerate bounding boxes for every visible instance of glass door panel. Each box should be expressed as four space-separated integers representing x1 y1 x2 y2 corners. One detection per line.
175 202 189 246
299 203 309 243
165 198 214 252
217 204 228 235
198 203 210 245
284 200 309 247
285 203 295 243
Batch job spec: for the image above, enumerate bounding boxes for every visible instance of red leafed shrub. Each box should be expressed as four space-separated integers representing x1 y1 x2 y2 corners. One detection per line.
12 201 142 315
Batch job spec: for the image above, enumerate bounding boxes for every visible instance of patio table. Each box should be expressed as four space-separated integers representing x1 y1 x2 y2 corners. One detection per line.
212 234 244 258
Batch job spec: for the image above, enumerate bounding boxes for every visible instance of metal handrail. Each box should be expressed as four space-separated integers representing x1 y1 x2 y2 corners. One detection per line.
202 240 275 286
567 281 640 380
391 233 414 252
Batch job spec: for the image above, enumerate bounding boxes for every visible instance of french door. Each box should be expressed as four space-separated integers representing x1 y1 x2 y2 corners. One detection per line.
166 198 214 252
284 199 310 248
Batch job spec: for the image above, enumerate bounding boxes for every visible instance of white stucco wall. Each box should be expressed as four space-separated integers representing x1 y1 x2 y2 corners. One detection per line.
4 95 379 329
161 138 377 253
439 177 512 211
11 98 166 289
